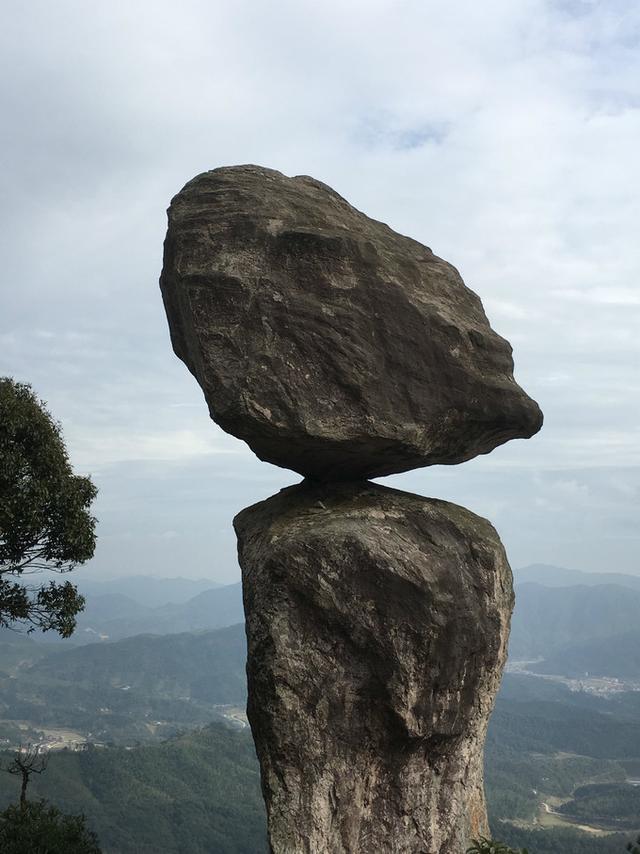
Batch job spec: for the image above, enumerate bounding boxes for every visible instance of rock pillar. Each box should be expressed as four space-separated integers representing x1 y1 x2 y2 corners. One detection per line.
235 482 513 853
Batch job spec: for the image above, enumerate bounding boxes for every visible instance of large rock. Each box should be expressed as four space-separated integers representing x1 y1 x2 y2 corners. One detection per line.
234 481 513 853
160 165 542 480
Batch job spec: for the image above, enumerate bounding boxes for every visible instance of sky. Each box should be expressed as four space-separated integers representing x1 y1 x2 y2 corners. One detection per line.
1 0 638 584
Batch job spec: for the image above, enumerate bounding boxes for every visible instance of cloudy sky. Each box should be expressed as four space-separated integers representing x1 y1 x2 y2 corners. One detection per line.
1 0 638 584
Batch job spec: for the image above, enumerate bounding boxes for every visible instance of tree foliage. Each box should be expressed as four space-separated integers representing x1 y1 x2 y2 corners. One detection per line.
0 800 101 853
0 378 97 636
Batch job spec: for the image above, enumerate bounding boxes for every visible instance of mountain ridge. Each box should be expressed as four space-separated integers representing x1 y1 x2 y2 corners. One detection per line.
515 563 640 590
510 581 640 658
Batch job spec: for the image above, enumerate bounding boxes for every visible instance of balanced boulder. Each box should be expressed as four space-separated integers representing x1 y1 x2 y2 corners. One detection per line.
160 165 542 480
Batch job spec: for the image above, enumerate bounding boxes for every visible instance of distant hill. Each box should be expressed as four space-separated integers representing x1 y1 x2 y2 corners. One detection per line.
30 622 248 705
150 584 245 633
0 723 267 854
50 582 246 643
76 575 222 608
0 635 52 676
515 564 640 591
530 631 640 680
0 624 248 743
19 575 240 645
74 592 153 641
485 671 640 853
490 674 640 759
509 582 640 658
78 583 244 640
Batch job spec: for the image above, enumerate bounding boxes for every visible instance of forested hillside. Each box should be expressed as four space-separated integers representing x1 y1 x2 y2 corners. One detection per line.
29 623 247 704
485 675 640 851
2 682 639 854
0 625 247 744
532 630 640 679
2 570 640 852
510 582 640 658
0 724 266 854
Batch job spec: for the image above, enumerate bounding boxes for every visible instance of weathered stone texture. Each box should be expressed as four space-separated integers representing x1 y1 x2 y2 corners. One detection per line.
160 165 542 480
235 481 514 853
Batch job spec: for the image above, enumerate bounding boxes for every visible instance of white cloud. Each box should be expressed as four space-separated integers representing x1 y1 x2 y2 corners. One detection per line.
71 427 243 470
0 0 638 577
553 287 640 305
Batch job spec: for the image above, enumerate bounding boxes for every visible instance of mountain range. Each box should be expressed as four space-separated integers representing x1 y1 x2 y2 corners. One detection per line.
530 630 640 680
510 581 640 659
514 563 640 591
65 581 244 643
83 566 640 663
24 563 640 683
75 575 222 607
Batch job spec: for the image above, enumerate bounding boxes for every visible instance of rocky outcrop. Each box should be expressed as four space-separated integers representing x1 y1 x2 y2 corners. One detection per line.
160 165 541 853
235 481 513 854
160 165 542 480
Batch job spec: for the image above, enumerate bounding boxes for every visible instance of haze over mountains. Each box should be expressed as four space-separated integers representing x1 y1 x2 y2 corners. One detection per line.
514 563 640 590
67 580 244 643
61 565 640 669
508 565 639 687
531 631 640 680
75 576 221 607
510 581 640 658
5 561 636 739
7 561 638 733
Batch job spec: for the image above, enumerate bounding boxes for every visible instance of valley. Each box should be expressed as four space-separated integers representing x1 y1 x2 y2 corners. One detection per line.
1 566 639 853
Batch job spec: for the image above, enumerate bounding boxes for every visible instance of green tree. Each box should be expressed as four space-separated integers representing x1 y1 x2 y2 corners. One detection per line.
0 378 97 637
627 835 640 854
0 801 101 853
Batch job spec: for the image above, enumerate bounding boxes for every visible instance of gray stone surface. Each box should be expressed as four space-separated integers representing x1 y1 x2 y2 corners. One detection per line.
160 165 542 480
234 481 513 853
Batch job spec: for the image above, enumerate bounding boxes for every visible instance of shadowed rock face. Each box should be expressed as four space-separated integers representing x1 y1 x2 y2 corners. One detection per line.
160 165 542 480
235 481 513 854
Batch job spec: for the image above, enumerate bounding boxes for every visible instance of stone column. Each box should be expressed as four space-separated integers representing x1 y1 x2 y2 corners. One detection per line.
235 482 513 854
